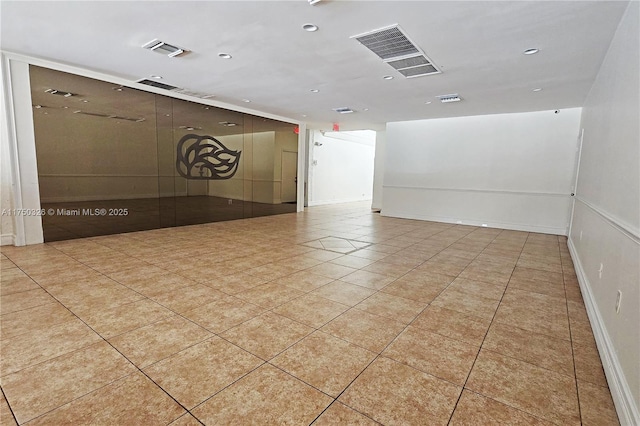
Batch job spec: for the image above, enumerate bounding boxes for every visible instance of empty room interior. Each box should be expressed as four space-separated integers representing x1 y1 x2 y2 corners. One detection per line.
0 1 638 425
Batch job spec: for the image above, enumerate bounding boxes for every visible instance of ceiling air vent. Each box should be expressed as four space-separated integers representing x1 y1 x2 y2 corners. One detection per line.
437 94 462 103
352 24 441 79
333 107 354 114
45 88 76 97
142 39 187 57
136 78 180 91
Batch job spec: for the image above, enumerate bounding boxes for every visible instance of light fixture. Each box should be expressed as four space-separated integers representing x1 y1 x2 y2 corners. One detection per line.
523 48 539 55
333 107 354 114
34 105 42 109
532 88 543 92
425 101 432 105
363 108 369 111
242 99 251 103
302 24 319 32
308 0 322 5
81 100 89 103
383 75 394 80
149 75 163 79
302 114 307 117
218 53 232 59
310 89 319 93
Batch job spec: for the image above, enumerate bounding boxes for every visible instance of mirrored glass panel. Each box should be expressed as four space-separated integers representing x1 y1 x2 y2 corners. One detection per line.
30 65 298 241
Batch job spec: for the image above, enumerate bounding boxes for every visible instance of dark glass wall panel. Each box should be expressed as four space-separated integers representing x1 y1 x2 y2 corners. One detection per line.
30 65 298 242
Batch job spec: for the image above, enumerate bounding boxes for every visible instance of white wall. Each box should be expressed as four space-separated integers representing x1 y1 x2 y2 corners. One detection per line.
382 109 582 234
308 130 375 206
371 131 386 211
568 2 639 423
1 61 15 245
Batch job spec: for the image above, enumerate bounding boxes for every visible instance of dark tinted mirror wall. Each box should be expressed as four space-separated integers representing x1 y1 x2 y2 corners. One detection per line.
30 66 298 242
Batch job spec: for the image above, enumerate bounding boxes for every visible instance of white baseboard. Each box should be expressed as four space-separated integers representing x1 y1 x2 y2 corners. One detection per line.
1 233 15 246
308 197 372 207
381 209 567 235
568 238 640 426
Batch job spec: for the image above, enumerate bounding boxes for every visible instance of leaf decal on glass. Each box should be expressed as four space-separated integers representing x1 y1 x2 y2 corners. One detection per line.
176 134 242 180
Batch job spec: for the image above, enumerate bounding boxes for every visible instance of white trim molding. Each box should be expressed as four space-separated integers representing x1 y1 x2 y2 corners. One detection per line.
568 238 640 425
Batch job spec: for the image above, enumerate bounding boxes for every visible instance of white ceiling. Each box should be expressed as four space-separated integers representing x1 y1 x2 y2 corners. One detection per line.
0 1 629 131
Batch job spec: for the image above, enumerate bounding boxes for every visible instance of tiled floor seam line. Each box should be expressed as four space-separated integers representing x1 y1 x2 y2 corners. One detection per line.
560 235 584 425
0 385 20 426
445 229 528 425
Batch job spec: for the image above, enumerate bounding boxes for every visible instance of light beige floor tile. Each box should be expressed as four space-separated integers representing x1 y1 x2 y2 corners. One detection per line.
168 413 202 426
81 298 174 338
482 322 574 376
466 350 580 425
308 262 358 279
431 287 500 320
312 281 376 306
383 325 479 385
450 390 553 425
570 317 598 347
151 284 225 314
25 372 185 425
202 271 268 294
108 315 212 368
273 271 334 292
362 261 413 278
355 292 426 324
235 282 305 309
1 341 136 424
312 402 378 425
191 363 332 424
494 289 570 340
144 336 262 409
330 255 375 269
1 318 101 376
412 305 490 346
181 295 264 333
272 331 376 396
0 288 57 315
0 273 40 296
321 309 406 353
447 277 506 300
1 390 17 426
273 294 350 328
221 312 314 359
573 342 608 387
577 380 620 426
339 357 461 426
340 270 396 290
0 302 74 341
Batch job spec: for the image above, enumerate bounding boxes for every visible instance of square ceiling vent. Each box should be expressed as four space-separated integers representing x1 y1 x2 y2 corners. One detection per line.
352 25 441 78
142 39 188 57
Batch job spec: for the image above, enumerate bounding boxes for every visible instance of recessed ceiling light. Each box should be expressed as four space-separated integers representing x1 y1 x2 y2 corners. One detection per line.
149 75 163 79
532 88 543 92
218 53 232 59
302 24 319 32
383 75 394 80
242 99 251 103
523 48 539 55
363 108 369 111
425 101 432 105
302 114 307 117
310 89 319 93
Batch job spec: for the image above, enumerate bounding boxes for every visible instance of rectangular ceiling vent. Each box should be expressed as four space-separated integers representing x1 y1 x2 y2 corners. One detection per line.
333 107 354 114
136 78 180 91
142 39 187 57
352 25 441 79
437 94 462 103
45 88 76 97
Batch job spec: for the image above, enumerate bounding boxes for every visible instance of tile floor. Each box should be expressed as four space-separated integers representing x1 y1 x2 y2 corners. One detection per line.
0 202 619 425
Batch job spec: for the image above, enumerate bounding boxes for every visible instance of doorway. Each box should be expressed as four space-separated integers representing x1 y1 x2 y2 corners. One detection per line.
281 151 298 203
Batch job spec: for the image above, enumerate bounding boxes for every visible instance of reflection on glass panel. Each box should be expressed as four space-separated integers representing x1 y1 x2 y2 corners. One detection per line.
29 65 298 242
